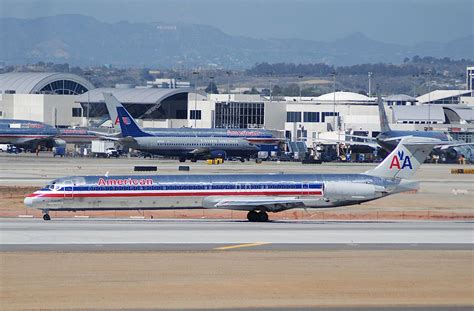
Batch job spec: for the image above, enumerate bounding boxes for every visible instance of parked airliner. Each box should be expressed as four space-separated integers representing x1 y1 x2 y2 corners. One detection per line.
321 96 472 162
105 93 260 162
25 137 439 222
100 93 281 145
0 119 64 150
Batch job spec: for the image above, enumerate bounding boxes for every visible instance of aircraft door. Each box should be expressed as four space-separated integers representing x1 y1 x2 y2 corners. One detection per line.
302 182 310 196
63 180 74 201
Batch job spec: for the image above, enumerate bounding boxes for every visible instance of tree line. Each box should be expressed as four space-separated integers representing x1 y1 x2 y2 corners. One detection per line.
246 56 472 77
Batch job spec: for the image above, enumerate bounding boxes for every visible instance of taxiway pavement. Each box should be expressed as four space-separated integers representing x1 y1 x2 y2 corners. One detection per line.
1 219 472 250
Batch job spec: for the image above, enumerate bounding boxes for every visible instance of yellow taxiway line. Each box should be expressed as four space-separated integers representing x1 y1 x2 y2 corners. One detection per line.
214 242 270 250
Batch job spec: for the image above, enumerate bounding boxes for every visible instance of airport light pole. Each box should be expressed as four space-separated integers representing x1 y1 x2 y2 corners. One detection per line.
368 72 372 97
192 71 199 128
412 74 418 98
332 72 337 132
226 71 231 104
423 69 432 127
84 71 93 127
87 90 90 127
428 70 432 126
267 71 273 101
209 76 214 96
298 75 303 102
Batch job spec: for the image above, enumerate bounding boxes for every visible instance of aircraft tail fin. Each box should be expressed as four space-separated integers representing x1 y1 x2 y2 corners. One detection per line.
103 93 151 138
103 92 121 132
365 137 439 179
378 96 391 132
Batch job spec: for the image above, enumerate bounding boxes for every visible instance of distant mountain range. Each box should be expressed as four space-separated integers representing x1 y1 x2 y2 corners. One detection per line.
0 14 472 68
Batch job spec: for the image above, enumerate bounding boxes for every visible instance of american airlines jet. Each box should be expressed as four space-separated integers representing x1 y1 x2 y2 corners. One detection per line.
25 137 439 222
0 119 64 150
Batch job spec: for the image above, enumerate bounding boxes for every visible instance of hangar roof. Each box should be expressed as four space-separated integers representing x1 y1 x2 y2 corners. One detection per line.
76 87 193 104
0 72 95 94
416 90 471 104
316 91 374 102
392 105 445 122
384 94 417 102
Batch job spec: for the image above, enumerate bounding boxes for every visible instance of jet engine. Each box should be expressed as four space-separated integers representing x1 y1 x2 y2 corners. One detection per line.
209 150 226 159
324 181 382 202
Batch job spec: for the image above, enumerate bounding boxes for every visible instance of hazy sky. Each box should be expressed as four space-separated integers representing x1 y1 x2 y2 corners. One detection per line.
1 0 472 45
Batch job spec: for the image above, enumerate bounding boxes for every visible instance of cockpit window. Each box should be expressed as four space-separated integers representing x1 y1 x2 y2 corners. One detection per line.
47 182 60 190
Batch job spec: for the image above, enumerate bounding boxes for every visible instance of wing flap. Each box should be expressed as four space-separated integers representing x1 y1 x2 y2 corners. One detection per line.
202 196 308 212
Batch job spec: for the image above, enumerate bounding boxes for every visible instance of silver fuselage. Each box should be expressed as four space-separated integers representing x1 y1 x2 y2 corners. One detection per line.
124 136 260 158
24 173 416 212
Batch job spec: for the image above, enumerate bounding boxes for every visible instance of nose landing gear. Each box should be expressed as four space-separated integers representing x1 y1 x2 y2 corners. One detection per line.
247 210 269 222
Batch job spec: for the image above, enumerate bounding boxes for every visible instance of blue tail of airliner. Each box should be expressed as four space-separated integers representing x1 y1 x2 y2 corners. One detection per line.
103 92 151 137
115 102 152 138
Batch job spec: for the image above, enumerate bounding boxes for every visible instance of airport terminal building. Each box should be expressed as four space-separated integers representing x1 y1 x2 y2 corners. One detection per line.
1 71 473 147
191 92 473 145
0 72 197 129
0 72 94 127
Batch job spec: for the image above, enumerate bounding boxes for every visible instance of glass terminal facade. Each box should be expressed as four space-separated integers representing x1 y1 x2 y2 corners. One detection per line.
214 101 265 128
39 80 89 95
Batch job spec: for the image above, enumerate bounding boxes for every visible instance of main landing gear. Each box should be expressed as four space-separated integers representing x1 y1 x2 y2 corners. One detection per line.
42 210 51 221
247 210 269 222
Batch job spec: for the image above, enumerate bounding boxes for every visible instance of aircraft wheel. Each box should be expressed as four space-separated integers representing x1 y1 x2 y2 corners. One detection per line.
258 211 269 222
179 158 186 163
43 213 51 221
247 210 259 222
240 158 245 162
191 158 197 163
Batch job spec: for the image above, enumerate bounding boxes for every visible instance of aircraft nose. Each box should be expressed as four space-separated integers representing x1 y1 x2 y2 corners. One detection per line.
24 193 39 207
24 196 33 207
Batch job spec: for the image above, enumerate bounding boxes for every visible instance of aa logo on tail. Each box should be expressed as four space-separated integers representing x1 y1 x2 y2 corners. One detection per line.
389 150 413 170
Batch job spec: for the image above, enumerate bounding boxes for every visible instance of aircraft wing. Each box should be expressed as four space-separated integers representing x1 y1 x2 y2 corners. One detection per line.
317 138 380 149
188 147 211 155
202 196 309 212
438 142 474 150
345 134 377 142
380 136 471 151
12 137 55 148
88 130 122 141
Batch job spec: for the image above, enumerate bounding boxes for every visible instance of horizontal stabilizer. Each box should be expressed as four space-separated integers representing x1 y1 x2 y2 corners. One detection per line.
119 136 137 144
88 130 121 141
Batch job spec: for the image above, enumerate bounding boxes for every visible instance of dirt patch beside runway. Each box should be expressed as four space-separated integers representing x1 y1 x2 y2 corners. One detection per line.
1 250 472 309
1 186 472 220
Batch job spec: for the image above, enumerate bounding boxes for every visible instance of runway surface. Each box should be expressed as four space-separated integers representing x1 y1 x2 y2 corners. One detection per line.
2 219 472 310
1 219 472 250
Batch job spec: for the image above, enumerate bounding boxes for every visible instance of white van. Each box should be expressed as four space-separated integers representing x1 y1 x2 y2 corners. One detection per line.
0 144 9 152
